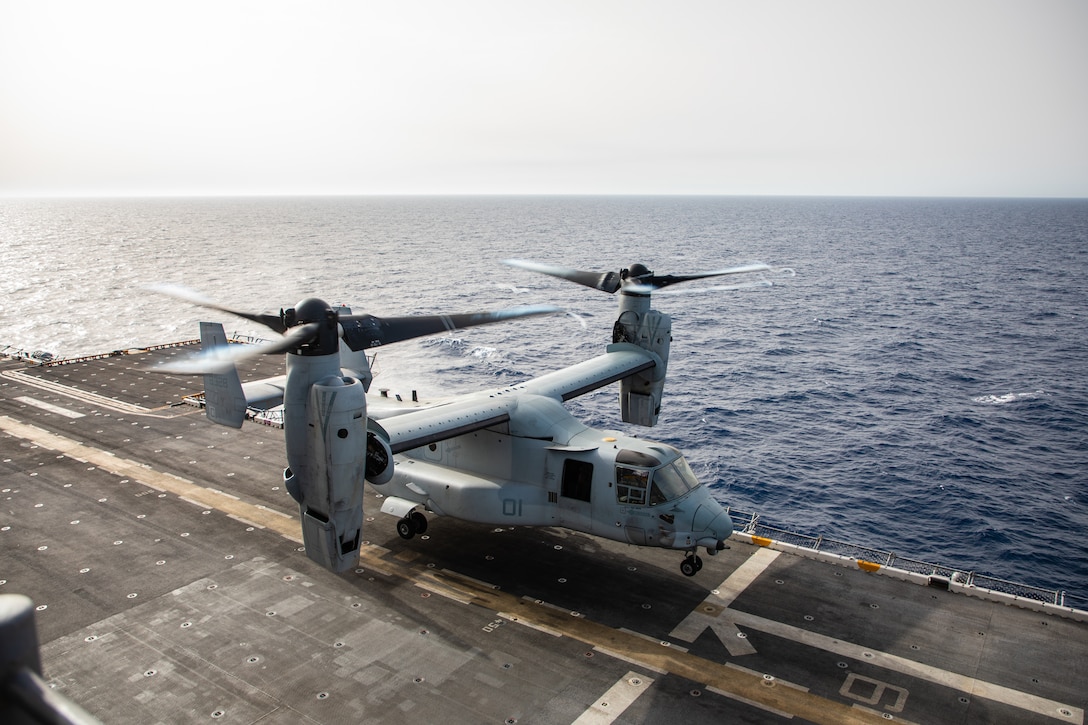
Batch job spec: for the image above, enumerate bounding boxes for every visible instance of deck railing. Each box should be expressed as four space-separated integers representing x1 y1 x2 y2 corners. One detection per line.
726 508 1082 610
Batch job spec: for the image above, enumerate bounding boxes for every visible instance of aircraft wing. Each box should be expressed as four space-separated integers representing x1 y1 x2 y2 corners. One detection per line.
374 397 513 454
517 343 657 401
372 344 658 454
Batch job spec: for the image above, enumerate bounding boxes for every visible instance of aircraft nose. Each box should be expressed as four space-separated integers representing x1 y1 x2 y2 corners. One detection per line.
708 509 733 542
691 501 733 550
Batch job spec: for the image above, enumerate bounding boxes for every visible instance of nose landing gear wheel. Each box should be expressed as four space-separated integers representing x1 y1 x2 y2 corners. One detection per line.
680 554 703 577
397 512 429 539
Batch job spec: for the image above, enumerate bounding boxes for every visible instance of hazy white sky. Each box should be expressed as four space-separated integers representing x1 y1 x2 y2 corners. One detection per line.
2 0 1086 197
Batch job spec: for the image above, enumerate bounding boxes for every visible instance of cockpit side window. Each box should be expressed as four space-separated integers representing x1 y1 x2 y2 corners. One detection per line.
616 466 649 505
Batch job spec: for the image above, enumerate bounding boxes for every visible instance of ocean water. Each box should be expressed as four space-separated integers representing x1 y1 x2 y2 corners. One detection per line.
2 196 1087 597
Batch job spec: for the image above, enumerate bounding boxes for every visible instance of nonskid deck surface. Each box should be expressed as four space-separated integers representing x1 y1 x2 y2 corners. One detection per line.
1 348 1085 724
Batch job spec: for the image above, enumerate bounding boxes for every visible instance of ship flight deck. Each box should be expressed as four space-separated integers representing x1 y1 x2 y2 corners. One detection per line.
1 344 1085 724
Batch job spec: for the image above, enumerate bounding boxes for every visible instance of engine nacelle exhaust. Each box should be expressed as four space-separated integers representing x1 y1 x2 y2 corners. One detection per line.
365 420 394 485
612 306 671 427
284 374 367 572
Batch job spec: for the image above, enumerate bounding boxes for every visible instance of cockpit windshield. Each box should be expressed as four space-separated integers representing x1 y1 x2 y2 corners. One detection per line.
648 457 699 505
616 455 700 506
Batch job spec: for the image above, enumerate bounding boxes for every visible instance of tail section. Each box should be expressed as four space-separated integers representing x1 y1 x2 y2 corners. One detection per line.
199 322 247 428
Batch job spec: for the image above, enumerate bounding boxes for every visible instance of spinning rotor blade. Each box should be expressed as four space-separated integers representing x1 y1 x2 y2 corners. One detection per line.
339 305 562 351
622 262 782 294
148 284 287 333
502 259 623 294
156 323 319 374
504 259 782 295
638 262 773 290
151 283 563 370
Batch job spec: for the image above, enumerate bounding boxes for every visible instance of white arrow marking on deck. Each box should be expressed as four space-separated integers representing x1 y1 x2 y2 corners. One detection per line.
670 547 780 655
670 546 1084 724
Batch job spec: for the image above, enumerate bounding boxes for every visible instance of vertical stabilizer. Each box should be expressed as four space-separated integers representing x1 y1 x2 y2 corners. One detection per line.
199 322 247 428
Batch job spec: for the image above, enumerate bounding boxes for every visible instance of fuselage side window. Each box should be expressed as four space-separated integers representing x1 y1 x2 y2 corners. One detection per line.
616 466 649 505
561 459 593 502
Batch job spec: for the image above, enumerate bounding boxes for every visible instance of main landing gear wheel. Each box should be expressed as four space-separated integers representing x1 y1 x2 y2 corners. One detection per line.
680 554 703 577
396 512 429 540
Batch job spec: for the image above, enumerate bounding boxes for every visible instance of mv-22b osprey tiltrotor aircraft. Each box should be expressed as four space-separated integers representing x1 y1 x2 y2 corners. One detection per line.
158 260 789 577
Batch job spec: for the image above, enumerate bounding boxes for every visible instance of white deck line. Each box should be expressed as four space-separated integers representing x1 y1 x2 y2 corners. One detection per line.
14 396 85 419
571 671 655 725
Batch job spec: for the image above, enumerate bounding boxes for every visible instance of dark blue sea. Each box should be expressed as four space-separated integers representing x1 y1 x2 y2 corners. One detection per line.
2 196 1087 599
